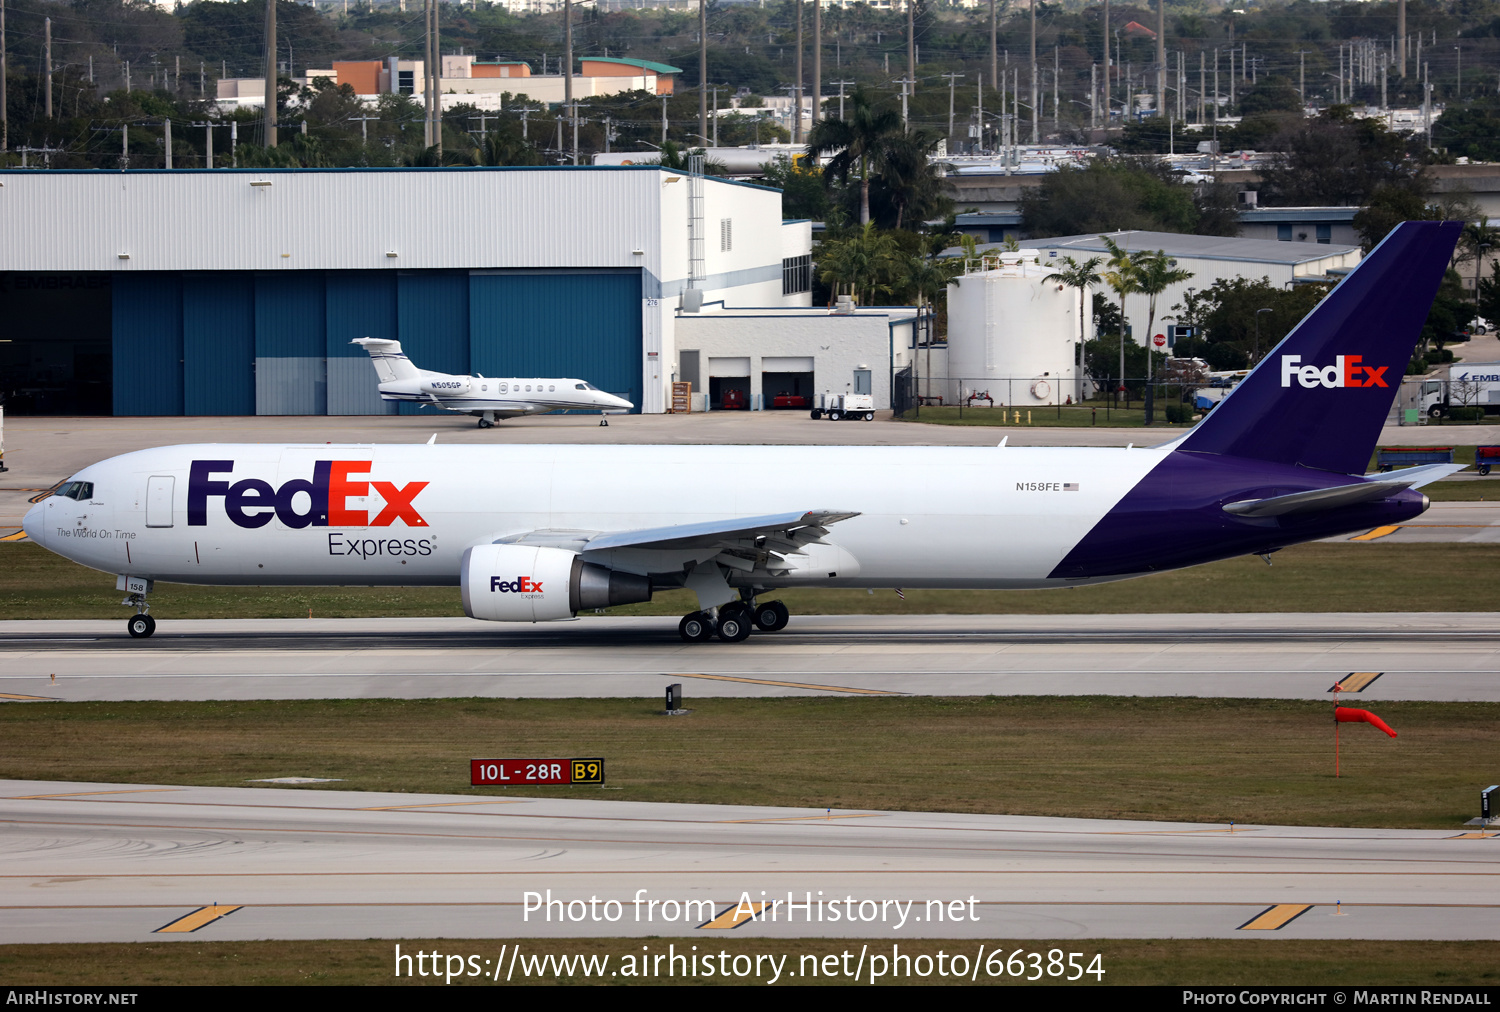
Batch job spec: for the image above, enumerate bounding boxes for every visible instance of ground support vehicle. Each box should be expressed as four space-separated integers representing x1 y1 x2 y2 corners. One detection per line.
810 394 875 421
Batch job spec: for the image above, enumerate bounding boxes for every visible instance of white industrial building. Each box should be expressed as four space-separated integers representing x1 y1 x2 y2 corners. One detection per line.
0 166 813 417
1024 231 1363 349
674 305 921 412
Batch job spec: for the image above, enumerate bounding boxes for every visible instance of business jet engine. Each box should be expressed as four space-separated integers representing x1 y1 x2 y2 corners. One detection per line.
460 544 652 622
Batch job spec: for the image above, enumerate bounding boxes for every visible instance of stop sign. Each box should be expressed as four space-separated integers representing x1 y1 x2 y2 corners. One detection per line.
1153 333 1167 348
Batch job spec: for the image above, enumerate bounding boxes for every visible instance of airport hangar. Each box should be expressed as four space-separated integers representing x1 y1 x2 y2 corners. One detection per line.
0 165 822 418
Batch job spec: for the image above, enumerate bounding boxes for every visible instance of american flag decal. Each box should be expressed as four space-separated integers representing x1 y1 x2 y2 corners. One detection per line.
1063 483 1080 491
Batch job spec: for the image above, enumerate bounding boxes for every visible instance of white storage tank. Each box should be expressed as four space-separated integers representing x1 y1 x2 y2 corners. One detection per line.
943 251 1089 407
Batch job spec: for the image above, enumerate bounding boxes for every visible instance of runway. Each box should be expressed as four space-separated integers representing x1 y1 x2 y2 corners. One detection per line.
0 780 1493 944
2 613 1499 701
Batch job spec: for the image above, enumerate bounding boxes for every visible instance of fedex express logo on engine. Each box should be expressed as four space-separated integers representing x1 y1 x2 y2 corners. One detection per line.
188 460 428 529
1279 354 1389 389
491 576 543 595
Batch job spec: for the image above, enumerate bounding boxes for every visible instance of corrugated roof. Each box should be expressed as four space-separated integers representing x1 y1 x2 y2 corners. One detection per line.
584 56 682 75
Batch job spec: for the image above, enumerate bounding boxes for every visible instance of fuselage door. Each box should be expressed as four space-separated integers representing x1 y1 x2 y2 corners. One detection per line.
146 476 175 528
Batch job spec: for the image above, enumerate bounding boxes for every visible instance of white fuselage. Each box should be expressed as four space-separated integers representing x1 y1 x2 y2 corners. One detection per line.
25 443 1163 591
379 374 634 417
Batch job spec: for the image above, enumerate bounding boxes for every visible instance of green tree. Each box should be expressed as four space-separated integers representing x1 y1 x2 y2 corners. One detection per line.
816 221 902 306
1101 235 1141 399
1259 108 1423 207
1020 159 1218 237
806 88 903 227
1043 255 1105 353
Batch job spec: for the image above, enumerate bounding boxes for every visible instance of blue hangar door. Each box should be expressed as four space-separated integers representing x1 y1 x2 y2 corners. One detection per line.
468 270 643 411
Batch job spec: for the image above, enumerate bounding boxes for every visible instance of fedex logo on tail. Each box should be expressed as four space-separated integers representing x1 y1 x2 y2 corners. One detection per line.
1279 355 1390 389
188 460 429 530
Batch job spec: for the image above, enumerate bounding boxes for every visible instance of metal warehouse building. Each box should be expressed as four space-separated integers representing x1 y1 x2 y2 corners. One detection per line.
0 166 812 416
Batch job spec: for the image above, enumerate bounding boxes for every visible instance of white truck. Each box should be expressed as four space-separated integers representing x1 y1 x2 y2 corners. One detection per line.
1417 361 1500 418
810 393 876 421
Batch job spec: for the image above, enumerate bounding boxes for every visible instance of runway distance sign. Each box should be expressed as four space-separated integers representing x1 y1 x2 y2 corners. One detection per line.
470 758 605 786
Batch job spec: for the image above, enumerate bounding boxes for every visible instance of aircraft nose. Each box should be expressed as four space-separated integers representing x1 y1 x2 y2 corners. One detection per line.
22 500 47 546
606 393 634 411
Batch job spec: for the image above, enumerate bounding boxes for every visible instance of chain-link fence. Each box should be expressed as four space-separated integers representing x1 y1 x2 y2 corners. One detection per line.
896 374 1210 427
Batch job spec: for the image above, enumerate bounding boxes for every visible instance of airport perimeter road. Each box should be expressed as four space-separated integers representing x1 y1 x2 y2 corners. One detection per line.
0 780 1493 944
2 613 1498 702
2 414 1492 529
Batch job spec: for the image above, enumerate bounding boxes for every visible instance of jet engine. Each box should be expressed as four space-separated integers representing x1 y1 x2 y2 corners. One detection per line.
460 544 652 622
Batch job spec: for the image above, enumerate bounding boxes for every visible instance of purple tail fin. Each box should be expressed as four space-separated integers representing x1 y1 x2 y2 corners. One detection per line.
1176 220 1462 476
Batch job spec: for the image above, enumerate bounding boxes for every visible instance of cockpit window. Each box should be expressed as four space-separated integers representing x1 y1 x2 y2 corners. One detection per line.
576 382 598 391
56 481 94 501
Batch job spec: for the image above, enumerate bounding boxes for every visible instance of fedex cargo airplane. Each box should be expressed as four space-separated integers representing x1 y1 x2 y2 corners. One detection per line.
352 337 634 427
24 222 1464 643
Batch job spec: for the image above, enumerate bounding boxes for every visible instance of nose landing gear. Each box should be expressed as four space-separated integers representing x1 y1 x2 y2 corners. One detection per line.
123 591 156 638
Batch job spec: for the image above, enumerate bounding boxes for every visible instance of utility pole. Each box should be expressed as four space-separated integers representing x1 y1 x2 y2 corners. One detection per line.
264 0 277 147
231 120 237 166
1029 0 1037 143
793 0 802 145
698 0 707 146
1053 45 1059 135
661 94 670 145
1199 50 1205 124
352 113 376 146
833 79 854 120
163 119 172 168
1102 0 1109 126
1155 0 1165 119
943 72 963 146
192 121 214 167
907 0 914 94
811 0 821 131
43 17 50 120
199 61 204 96
564 0 573 160
121 122 128 170
990 0 997 97
1297 50 1306 106
976 72 983 151
897 77 913 131
1398 0 1407 78
1091 62 1098 130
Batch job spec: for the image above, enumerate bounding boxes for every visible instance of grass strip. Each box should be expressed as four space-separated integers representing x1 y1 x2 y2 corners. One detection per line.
0 938 1493 986
2 542 1499 618
0 697 1491 829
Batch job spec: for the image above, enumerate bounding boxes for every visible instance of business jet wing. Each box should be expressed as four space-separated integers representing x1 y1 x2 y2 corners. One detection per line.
496 510 860 557
1223 463 1465 518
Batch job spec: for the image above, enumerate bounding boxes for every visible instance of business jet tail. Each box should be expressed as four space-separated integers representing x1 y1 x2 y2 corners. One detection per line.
1174 220 1462 476
352 338 422 385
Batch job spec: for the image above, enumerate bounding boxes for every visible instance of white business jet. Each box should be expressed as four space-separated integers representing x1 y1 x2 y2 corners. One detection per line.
353 338 634 427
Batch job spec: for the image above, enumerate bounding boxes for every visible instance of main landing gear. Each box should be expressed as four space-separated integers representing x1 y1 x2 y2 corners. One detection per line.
678 599 790 643
123 592 155 638
477 412 496 429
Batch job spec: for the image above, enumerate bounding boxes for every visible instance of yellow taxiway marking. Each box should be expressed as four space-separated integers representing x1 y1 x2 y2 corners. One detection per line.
0 531 28 543
1350 526 1401 541
717 814 886 824
154 905 242 933
361 800 528 811
1330 672 1384 693
1448 832 1499 840
0 692 56 702
1239 904 1313 930
671 672 902 695
7 788 185 800
699 902 770 929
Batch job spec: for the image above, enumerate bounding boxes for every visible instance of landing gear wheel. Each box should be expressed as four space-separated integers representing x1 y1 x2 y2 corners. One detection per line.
716 605 752 643
127 614 155 638
752 600 790 632
477 417 494 429
679 612 714 642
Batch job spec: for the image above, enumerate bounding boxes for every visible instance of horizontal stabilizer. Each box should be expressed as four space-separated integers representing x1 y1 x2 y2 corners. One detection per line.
1222 464 1462 518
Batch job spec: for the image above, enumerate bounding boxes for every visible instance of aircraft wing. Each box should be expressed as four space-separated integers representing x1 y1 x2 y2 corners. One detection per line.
1223 464 1465 518
495 510 860 558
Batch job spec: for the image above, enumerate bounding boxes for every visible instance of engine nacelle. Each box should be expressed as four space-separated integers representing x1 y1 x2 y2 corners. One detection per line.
461 545 652 622
422 376 471 396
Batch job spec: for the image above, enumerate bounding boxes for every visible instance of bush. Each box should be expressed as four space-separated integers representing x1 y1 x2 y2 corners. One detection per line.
1445 406 1487 421
1163 402 1190 424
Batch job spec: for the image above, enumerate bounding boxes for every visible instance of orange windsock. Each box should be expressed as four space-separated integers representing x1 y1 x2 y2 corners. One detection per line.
1335 706 1397 738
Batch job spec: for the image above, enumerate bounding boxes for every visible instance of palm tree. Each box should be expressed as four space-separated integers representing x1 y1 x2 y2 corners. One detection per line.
1131 250 1195 423
1100 235 1140 401
1043 255 1104 404
807 89 903 226
816 221 901 306
899 252 966 395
